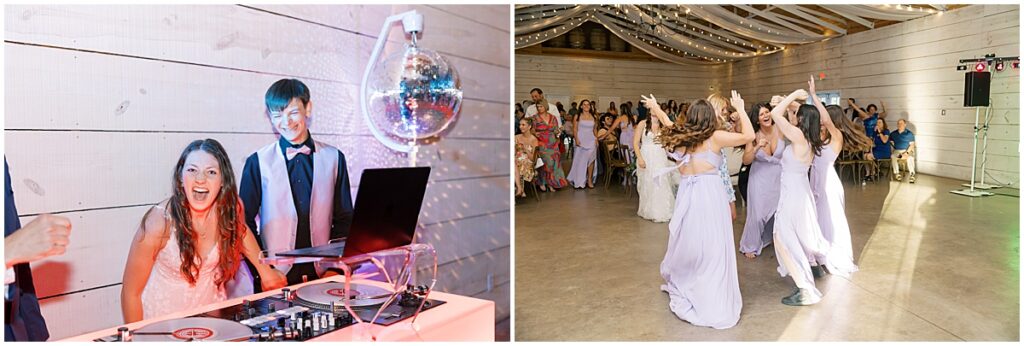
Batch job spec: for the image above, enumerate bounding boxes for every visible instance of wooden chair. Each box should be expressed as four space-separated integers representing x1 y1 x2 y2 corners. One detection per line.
616 145 636 199
600 142 632 196
837 150 874 182
876 159 892 181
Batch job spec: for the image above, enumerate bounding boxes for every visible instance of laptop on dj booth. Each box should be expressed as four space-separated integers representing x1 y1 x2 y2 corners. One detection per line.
275 166 431 259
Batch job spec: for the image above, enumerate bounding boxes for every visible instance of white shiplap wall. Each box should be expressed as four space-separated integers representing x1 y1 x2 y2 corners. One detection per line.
4 4 509 339
729 4 1019 185
515 5 1020 184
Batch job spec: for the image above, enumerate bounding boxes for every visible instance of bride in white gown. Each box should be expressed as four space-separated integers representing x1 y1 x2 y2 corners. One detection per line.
634 113 679 222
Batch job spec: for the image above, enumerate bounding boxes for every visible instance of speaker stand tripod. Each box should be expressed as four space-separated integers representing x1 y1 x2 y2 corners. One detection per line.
951 106 995 197
960 104 1001 190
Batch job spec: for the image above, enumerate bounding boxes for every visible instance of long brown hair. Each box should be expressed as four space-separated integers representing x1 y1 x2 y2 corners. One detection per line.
657 99 718 152
825 105 872 152
168 139 245 288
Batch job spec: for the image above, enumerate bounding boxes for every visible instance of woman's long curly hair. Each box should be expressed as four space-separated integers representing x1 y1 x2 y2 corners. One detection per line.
168 139 245 288
796 104 825 157
657 99 718 152
824 105 872 152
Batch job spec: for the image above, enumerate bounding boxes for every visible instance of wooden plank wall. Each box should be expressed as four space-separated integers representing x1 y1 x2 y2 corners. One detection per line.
729 4 1019 184
4 4 510 339
514 54 733 111
515 5 1019 184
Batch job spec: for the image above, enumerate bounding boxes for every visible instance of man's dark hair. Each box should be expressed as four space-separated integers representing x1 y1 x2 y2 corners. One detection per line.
530 88 543 95
265 79 311 113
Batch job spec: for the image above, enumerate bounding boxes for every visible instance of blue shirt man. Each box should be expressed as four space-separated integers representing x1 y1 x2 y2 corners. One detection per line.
890 128 915 150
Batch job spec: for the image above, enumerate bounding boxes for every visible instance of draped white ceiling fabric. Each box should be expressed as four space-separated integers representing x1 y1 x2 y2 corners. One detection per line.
515 4 943 65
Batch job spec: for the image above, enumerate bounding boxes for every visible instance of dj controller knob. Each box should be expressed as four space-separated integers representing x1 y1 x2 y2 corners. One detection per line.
281 288 292 301
117 327 131 342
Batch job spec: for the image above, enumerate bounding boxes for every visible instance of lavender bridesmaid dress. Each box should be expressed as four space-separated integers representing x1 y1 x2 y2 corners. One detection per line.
566 119 597 188
738 138 784 255
660 149 742 329
772 143 831 297
810 145 859 277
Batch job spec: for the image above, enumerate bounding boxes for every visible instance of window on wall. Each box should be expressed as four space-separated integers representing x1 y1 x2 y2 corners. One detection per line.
809 90 842 106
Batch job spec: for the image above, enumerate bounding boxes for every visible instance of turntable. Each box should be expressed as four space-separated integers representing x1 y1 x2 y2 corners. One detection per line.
120 317 253 342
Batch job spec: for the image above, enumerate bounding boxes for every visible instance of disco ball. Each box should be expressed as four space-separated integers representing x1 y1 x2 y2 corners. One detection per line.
365 45 463 140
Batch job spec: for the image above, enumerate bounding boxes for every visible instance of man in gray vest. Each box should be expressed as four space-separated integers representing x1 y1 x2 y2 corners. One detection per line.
234 79 354 294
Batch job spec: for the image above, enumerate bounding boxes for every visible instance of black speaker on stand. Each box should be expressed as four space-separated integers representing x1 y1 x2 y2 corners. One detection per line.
952 71 995 197
964 71 991 107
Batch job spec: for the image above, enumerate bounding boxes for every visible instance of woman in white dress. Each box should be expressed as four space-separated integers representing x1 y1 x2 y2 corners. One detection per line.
121 139 286 322
633 112 678 222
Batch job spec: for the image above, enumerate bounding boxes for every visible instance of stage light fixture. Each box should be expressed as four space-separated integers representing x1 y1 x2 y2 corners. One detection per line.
956 65 968 71
995 61 1005 71
975 62 986 72
1014 61 1020 69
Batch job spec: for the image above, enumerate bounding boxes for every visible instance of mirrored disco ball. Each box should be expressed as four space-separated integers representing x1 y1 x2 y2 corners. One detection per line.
366 45 463 140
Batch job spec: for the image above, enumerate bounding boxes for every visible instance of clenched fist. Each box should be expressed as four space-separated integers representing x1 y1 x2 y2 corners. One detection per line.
5 214 72 268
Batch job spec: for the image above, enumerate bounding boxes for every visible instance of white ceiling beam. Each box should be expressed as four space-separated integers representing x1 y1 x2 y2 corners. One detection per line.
771 9 830 31
687 5 821 44
734 4 823 37
657 6 769 51
820 5 875 29
929 5 948 11
776 5 847 35
791 6 846 24
836 5 932 21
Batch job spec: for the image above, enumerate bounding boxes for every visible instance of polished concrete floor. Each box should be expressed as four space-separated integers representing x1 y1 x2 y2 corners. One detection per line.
514 173 1019 341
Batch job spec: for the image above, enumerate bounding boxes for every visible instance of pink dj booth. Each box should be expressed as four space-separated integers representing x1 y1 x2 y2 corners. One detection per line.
63 276 495 342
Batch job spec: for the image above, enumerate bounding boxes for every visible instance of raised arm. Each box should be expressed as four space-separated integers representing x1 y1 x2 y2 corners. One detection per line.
641 94 673 129
848 99 869 120
712 90 756 148
771 89 809 147
809 77 842 152
878 100 888 119
610 115 624 131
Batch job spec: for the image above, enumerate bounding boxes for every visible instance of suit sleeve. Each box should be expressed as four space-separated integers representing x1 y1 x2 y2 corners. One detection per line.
331 149 354 240
239 153 264 249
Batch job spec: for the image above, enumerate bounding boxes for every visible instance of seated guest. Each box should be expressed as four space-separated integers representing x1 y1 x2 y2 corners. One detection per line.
121 139 285 323
865 118 892 181
515 118 540 197
5 159 73 341
598 113 618 149
890 119 917 183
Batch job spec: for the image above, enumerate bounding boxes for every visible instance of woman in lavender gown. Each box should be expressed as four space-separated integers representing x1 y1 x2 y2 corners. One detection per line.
769 89 846 306
807 77 872 276
738 102 784 258
567 100 598 189
644 91 755 329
